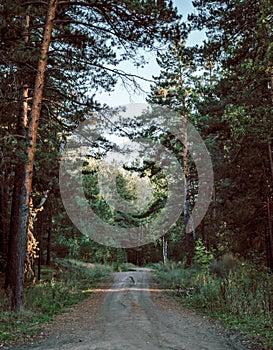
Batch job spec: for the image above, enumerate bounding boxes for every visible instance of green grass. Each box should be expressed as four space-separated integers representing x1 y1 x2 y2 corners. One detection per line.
0 259 111 347
154 261 273 349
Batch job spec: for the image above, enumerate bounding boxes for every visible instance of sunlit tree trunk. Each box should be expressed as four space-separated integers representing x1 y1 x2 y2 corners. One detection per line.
5 0 58 311
162 235 168 264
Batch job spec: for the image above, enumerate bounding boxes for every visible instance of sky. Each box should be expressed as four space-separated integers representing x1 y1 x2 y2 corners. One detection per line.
97 0 205 107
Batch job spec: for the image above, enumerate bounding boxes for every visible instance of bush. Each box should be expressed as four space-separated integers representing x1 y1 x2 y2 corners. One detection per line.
210 253 241 277
194 239 214 269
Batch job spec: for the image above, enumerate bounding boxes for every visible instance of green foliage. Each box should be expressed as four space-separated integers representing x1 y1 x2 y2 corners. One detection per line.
0 260 110 346
193 239 214 269
222 104 253 137
155 261 273 348
148 41 197 115
53 232 127 264
116 173 138 201
187 0 273 266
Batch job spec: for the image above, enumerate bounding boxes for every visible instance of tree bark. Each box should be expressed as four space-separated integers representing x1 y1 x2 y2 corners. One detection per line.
177 57 194 267
37 209 43 280
0 148 9 266
162 235 168 264
0 180 8 265
181 107 193 267
266 195 273 270
5 0 58 311
258 0 273 270
5 85 29 309
46 203 52 266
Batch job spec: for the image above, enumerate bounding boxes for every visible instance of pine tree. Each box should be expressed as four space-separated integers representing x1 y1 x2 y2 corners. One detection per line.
147 40 199 266
5 0 59 311
189 0 273 265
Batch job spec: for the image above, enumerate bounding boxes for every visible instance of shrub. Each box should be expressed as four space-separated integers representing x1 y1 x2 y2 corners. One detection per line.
210 253 241 277
193 239 214 269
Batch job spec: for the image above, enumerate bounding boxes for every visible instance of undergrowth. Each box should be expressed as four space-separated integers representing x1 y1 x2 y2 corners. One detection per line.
154 258 273 349
0 259 111 346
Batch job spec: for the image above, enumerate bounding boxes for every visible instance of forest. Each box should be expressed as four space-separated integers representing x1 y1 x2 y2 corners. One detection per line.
0 0 273 348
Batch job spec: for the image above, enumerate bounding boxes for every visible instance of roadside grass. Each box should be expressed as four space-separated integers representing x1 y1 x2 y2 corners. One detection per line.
0 259 111 346
154 260 273 349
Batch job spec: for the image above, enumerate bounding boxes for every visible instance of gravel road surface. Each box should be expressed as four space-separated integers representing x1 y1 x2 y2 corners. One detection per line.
9 269 250 350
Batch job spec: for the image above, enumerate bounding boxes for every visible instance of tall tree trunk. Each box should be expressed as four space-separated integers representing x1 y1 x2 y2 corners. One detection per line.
5 14 30 285
258 0 273 270
5 85 29 309
181 103 194 267
0 154 8 267
267 141 273 270
37 209 43 280
5 0 58 311
177 59 194 267
0 180 8 266
162 235 168 264
183 116 192 267
266 195 273 270
46 203 52 266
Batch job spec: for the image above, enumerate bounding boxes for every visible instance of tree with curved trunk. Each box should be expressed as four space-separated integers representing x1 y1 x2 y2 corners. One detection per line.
5 0 59 311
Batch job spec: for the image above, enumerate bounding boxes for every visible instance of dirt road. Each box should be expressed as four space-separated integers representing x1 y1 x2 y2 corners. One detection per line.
10 269 250 350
